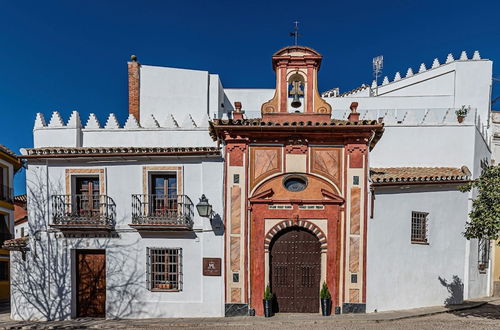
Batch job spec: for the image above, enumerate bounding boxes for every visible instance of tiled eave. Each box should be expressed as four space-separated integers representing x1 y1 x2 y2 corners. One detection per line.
370 167 471 186
21 147 222 159
209 119 384 149
0 144 22 170
2 237 29 251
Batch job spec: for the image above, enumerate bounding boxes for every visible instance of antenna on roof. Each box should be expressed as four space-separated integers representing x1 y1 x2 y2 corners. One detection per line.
289 21 300 46
372 55 384 96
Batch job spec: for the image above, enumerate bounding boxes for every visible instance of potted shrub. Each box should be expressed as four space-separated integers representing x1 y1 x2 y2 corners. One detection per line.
320 282 332 316
455 105 470 123
263 284 273 317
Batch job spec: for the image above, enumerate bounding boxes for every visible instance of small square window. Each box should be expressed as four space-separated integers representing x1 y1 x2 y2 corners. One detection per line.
147 248 182 291
234 174 240 184
411 211 429 244
233 273 239 282
353 176 359 185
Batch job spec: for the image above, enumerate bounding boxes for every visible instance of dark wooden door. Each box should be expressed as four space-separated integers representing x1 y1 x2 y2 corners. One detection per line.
270 227 321 313
77 250 106 317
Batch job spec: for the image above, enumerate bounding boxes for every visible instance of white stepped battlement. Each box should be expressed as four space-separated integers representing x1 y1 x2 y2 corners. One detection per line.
33 111 215 149
370 50 483 89
322 50 486 98
34 111 211 130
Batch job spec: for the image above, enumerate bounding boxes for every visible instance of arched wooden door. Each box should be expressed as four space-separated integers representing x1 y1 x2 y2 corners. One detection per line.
270 227 321 313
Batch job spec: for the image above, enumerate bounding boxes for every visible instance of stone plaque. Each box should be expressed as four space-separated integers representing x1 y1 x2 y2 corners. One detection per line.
203 258 221 276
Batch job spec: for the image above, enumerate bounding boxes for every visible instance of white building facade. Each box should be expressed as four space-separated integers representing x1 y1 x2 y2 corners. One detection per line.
10 47 494 319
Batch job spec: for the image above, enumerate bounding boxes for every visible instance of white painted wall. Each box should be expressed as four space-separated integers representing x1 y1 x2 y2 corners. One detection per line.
11 156 225 320
367 185 477 312
140 65 209 124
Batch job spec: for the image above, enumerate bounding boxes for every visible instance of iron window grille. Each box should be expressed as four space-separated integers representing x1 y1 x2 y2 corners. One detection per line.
478 239 490 272
146 247 183 291
411 211 429 244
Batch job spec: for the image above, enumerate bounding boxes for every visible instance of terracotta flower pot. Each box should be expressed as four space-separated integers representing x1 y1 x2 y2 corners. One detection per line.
457 115 465 123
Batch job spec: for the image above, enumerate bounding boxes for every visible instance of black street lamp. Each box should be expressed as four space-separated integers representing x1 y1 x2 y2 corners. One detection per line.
196 194 213 218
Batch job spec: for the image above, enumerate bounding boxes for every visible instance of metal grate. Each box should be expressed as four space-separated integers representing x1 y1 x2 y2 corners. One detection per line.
147 248 183 291
478 239 490 271
411 211 428 243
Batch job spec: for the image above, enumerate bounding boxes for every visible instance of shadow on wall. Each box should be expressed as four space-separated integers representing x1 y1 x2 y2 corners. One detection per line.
210 213 224 236
10 170 146 321
438 275 464 306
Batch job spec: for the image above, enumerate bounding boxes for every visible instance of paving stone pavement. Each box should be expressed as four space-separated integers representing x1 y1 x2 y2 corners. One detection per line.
1 298 499 329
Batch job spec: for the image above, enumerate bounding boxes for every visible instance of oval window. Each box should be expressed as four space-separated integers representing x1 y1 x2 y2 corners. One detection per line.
283 175 307 192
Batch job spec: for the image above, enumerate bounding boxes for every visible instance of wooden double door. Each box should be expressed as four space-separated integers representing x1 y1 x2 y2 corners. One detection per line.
76 250 106 318
270 227 321 313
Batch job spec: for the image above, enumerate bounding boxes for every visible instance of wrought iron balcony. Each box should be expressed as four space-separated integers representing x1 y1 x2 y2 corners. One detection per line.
51 194 116 230
131 194 194 230
0 184 13 203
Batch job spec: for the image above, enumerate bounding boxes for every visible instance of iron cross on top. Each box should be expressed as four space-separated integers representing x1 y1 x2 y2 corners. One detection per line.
290 21 300 46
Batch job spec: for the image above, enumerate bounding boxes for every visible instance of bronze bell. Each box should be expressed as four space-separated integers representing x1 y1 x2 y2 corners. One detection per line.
291 93 302 108
290 80 303 108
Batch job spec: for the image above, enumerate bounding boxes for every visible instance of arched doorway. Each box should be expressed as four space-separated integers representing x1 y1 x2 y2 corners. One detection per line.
270 227 321 313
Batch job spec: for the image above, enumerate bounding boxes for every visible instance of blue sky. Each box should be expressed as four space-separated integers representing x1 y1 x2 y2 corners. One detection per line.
1 0 498 194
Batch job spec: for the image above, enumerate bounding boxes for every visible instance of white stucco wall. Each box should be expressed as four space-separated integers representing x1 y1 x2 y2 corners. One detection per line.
140 65 209 124
11 156 224 320
367 185 474 312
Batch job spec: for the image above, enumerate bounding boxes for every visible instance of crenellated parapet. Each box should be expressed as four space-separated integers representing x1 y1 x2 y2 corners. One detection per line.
33 111 215 148
34 111 211 130
322 50 486 98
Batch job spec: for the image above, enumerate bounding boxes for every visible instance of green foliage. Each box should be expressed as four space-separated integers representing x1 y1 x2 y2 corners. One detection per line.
320 282 331 299
455 105 470 117
264 284 272 300
459 165 500 240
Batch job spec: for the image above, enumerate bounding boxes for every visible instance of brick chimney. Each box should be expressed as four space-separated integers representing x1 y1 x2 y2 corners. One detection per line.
233 101 245 120
348 102 360 122
128 55 141 121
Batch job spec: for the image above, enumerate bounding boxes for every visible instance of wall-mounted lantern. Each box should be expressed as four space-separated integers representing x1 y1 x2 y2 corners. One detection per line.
196 194 213 218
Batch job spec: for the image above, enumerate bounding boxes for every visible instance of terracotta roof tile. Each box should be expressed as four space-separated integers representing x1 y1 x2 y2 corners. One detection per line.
22 146 221 158
2 236 29 251
210 118 380 127
370 167 471 184
14 194 27 203
0 144 18 158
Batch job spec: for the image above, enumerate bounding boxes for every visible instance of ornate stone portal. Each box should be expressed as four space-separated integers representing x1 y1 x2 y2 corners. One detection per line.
209 45 384 315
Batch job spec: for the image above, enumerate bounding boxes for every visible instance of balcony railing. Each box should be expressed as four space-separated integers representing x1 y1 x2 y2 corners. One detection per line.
0 184 13 203
51 194 116 230
131 194 194 230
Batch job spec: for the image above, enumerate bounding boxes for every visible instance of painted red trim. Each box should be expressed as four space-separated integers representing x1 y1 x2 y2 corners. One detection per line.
342 145 348 304
223 146 228 303
244 142 249 304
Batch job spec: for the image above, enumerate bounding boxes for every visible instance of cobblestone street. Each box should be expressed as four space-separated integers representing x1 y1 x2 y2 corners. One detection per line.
1 299 499 329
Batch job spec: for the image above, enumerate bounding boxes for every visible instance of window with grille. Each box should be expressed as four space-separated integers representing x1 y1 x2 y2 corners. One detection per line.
147 248 182 291
411 211 428 243
478 239 490 272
